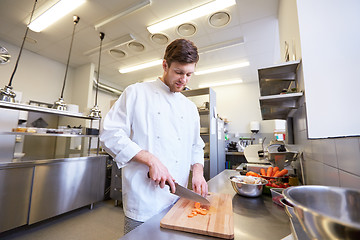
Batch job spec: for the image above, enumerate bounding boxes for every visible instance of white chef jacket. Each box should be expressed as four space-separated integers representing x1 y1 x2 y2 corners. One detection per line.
100 78 205 222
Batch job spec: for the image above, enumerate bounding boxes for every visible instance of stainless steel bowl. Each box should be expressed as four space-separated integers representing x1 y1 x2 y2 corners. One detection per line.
230 176 268 197
283 185 360 239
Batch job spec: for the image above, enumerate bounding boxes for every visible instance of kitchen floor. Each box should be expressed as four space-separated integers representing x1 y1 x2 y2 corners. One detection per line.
0 200 125 240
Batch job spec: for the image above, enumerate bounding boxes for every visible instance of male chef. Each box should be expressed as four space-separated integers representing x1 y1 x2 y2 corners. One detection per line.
100 38 208 234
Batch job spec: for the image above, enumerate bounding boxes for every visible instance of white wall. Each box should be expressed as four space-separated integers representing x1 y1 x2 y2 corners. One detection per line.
0 40 74 105
278 0 301 61
296 0 360 138
212 82 262 135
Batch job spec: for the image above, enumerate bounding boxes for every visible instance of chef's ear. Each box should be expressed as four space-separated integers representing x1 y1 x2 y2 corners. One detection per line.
162 60 168 72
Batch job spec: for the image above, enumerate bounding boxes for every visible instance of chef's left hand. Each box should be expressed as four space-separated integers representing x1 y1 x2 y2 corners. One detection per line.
191 163 208 197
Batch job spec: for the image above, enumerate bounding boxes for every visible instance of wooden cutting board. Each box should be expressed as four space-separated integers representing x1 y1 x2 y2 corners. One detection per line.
160 192 234 239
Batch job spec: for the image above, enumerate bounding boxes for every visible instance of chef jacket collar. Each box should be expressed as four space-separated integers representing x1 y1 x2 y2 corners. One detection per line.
154 77 182 96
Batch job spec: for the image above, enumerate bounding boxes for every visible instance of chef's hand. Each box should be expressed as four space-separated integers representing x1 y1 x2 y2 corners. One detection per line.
191 163 208 197
132 150 176 193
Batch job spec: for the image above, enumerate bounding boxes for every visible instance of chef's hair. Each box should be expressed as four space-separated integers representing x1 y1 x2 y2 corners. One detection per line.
164 39 199 67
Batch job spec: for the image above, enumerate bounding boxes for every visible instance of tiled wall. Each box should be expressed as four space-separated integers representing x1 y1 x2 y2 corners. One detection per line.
292 96 360 190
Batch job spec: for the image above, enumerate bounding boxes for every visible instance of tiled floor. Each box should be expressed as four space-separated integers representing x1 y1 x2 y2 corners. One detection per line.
0 200 125 240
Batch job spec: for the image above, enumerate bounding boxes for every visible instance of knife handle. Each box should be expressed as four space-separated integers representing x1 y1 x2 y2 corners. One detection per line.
147 172 172 189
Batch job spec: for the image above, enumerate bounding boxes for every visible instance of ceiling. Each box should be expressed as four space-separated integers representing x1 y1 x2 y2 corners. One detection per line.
0 0 280 90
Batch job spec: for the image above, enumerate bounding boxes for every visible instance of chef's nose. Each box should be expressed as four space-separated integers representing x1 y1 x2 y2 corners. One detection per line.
179 74 187 83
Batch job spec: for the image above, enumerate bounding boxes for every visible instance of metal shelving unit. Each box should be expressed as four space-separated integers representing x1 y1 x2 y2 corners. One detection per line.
182 88 225 180
258 60 302 120
0 101 104 233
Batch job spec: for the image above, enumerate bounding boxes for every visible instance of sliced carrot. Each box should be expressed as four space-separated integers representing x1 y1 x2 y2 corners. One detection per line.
188 214 194 218
199 210 207 215
194 202 201 209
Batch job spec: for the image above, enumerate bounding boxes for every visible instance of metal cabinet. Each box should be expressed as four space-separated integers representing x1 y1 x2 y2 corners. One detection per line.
110 161 122 206
0 166 34 232
182 88 225 180
29 157 106 224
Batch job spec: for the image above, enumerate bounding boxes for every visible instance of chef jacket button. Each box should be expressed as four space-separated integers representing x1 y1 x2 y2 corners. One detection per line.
158 112 160 114
157 136 160 139
181 116 183 119
176 161 178 163
178 138 181 141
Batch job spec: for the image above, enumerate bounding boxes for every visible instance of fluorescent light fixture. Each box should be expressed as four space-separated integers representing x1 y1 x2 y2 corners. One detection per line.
142 77 158 82
199 37 245 55
28 0 86 32
199 79 243 88
84 34 135 56
195 61 250 75
119 59 163 74
147 0 236 34
95 0 151 30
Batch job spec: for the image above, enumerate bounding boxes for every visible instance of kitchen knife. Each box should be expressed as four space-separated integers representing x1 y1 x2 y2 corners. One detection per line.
172 182 210 205
147 172 210 205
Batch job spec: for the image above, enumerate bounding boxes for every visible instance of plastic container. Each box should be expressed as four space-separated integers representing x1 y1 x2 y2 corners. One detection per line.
270 188 284 207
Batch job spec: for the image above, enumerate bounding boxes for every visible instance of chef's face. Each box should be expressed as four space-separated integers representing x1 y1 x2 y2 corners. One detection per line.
162 60 196 92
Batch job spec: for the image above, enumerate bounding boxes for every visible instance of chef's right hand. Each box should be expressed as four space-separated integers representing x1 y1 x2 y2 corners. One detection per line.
133 150 176 193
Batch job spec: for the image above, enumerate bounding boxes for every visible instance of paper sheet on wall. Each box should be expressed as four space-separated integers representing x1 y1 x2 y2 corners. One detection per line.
211 117 216 134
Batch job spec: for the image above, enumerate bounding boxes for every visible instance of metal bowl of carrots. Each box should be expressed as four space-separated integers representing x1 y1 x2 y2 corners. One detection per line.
230 175 268 197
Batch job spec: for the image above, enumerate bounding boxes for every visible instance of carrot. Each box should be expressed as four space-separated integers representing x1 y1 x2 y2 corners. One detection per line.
260 168 266 176
273 169 288 177
272 170 279 177
266 167 273 177
272 167 279 176
189 203 208 218
199 209 207 215
246 171 261 177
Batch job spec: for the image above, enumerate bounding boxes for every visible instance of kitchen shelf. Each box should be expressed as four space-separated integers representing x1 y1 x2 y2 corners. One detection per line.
259 92 303 120
182 87 211 97
0 132 98 137
198 109 209 115
0 101 99 120
257 60 302 120
258 60 300 96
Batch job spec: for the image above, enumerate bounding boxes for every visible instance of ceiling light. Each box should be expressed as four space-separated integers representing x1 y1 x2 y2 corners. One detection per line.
94 0 151 30
84 34 135 56
177 23 197 37
209 11 230 27
199 79 243 88
119 59 163 74
195 61 249 75
150 33 169 45
147 0 236 34
28 0 86 32
142 77 158 82
198 37 245 55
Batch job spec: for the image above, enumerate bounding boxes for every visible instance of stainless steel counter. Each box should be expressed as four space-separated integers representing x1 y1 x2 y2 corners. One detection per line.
119 170 291 240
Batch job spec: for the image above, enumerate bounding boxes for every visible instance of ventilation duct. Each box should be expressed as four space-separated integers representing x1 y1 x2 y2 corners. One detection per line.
93 78 122 96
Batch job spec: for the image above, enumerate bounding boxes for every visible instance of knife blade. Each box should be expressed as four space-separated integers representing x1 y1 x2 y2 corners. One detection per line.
147 172 210 205
173 182 210 205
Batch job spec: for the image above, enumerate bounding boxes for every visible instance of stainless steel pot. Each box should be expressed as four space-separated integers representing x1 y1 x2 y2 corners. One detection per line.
283 185 360 239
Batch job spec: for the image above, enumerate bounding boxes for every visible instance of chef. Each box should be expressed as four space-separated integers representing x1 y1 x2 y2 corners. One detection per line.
100 38 208 234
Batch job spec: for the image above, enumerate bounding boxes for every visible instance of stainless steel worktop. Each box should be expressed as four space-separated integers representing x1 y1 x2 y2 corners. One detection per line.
119 170 291 240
